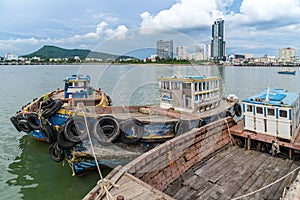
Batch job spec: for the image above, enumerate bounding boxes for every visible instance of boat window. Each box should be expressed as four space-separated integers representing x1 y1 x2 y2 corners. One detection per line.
183 83 191 89
279 110 288 118
203 82 205 90
207 82 209 90
246 105 252 112
256 106 263 114
199 82 202 91
267 108 275 116
194 83 198 91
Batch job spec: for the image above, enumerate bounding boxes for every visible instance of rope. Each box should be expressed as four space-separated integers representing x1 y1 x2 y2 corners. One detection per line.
224 118 234 145
81 110 103 180
231 165 300 200
81 110 118 200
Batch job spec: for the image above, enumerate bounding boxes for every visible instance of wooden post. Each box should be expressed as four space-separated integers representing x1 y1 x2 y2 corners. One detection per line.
247 135 251 150
289 149 293 160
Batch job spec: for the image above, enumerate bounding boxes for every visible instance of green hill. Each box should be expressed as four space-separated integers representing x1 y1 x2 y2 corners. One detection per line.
23 45 133 60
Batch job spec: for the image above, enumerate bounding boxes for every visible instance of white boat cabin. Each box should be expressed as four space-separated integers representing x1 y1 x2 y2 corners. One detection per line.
159 75 220 113
243 89 300 140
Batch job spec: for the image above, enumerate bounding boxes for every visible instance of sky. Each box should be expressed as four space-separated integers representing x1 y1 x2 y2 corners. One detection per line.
1 0 300 58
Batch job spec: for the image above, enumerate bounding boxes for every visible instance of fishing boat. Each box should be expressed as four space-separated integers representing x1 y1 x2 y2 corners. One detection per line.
10 74 241 176
278 68 296 75
243 88 300 140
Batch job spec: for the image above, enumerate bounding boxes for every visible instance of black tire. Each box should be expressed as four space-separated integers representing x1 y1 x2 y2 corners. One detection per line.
119 118 144 144
234 103 242 117
40 121 55 144
49 142 65 162
175 120 191 136
10 116 22 132
64 117 88 142
26 112 40 130
198 119 206 128
93 116 120 144
41 99 63 118
18 119 32 133
57 128 77 149
41 98 55 109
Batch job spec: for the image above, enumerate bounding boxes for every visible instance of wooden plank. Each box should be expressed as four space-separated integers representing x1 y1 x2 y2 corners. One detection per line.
230 153 274 198
273 162 300 199
261 159 294 199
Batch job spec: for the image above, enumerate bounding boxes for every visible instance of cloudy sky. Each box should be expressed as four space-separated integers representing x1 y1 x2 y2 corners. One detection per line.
1 0 300 58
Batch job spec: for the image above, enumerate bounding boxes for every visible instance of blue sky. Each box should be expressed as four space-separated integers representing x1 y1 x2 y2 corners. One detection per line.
1 0 300 58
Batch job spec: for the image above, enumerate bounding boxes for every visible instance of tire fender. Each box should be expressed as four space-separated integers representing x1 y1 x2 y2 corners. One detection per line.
93 116 120 144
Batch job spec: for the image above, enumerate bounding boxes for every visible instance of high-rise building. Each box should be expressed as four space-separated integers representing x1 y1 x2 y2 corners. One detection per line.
211 18 226 61
278 47 296 63
176 46 187 60
157 40 173 60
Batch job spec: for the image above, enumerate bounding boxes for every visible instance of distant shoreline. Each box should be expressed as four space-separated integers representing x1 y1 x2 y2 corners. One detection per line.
1 62 299 67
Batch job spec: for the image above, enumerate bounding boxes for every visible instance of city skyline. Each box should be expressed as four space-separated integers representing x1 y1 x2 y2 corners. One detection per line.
1 0 300 58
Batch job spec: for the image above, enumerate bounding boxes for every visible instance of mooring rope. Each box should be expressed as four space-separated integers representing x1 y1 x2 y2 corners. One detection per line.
81 110 103 180
81 110 118 200
224 118 234 145
231 162 300 199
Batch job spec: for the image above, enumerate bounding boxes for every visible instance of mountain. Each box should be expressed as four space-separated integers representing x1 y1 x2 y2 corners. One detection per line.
22 45 134 60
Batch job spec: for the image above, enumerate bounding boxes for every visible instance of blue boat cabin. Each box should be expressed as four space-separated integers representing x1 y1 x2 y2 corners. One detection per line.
242 89 300 140
159 75 220 113
64 74 91 98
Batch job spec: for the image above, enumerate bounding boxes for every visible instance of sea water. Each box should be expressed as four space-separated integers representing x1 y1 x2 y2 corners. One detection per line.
0 64 299 199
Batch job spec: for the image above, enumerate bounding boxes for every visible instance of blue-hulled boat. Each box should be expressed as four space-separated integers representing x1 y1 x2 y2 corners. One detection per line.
10 74 241 176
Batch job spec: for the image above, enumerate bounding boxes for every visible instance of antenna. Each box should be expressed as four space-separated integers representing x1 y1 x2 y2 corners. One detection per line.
265 79 271 102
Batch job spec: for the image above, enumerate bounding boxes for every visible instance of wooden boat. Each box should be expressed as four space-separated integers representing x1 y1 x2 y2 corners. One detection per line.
242 88 300 141
84 117 300 200
10 74 242 176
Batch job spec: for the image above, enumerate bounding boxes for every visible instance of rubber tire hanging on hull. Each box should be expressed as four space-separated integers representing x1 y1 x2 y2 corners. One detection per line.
40 120 55 144
119 118 144 144
57 128 77 149
17 119 32 133
175 120 192 136
49 142 65 162
234 103 242 117
10 116 22 132
93 116 120 144
26 112 40 130
64 117 88 143
41 99 63 118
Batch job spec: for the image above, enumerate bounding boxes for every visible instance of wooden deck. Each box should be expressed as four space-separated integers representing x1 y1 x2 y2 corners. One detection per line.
164 146 300 200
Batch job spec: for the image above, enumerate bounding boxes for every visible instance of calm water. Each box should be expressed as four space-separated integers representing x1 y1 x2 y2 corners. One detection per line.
1 64 299 199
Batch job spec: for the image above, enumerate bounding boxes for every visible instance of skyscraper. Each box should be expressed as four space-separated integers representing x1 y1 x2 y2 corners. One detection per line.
157 40 173 60
211 18 226 61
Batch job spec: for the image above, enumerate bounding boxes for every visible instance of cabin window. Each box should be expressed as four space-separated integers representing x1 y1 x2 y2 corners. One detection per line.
246 105 252 112
203 82 206 90
267 108 275 116
279 110 288 118
171 82 180 90
195 95 198 101
194 83 198 91
206 82 209 90
199 83 202 91
256 106 263 114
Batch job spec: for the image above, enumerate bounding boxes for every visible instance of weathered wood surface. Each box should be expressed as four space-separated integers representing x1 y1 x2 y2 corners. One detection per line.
164 146 300 200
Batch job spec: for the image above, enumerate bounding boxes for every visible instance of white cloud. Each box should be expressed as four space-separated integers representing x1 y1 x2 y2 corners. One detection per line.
140 0 223 30
228 0 300 28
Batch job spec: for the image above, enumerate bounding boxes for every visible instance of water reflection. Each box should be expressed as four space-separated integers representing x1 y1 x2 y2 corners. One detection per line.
7 135 108 200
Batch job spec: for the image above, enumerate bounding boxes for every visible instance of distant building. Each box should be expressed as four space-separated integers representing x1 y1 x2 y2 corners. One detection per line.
157 40 173 60
176 46 187 60
211 18 226 61
278 47 296 63
4 53 18 61
203 43 211 60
